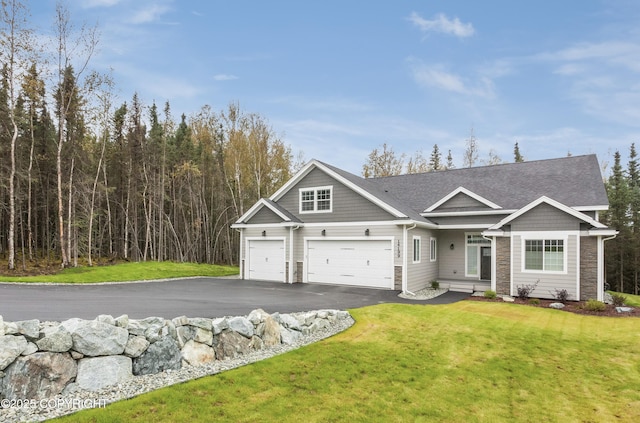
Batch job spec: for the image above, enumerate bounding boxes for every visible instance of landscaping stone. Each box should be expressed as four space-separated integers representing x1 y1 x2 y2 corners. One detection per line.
0 315 4 336
36 325 73 353
228 316 254 338
193 327 214 346
124 335 150 358
260 315 281 347
76 356 132 392
11 319 40 340
21 342 38 356
172 315 189 327
616 306 633 313
132 336 182 375
279 313 302 330
0 352 76 399
280 328 302 345
96 314 115 326
64 320 129 356
502 296 515 302
176 325 197 347
115 314 129 328
549 303 566 309
0 335 28 370
187 317 212 330
248 308 269 325
214 330 251 359
182 340 216 366
212 317 228 335
127 316 165 337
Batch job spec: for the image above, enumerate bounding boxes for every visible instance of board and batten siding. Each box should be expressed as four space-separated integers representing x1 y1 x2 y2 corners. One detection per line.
406 228 439 292
511 233 578 300
276 168 396 222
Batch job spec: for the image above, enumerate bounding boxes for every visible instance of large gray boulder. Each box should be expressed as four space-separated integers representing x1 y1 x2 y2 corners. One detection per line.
187 317 212 330
124 335 150 358
127 316 165 338
0 335 28 370
212 317 229 335
0 315 4 336
214 331 252 359
62 319 128 356
5 319 40 340
279 314 302 331
0 352 76 400
132 336 182 375
259 315 282 347
76 356 132 392
280 328 302 345
36 325 73 353
227 316 254 338
181 340 216 366
176 325 197 348
247 309 270 325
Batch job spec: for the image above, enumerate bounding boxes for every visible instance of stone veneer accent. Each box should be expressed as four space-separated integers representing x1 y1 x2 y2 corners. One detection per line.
394 266 402 290
580 236 598 301
296 262 303 283
496 237 511 296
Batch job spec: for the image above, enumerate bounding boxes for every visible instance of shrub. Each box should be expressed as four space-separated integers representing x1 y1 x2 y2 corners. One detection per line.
610 293 626 307
584 299 606 312
484 290 497 299
529 298 540 305
431 280 440 290
552 288 570 304
516 280 539 300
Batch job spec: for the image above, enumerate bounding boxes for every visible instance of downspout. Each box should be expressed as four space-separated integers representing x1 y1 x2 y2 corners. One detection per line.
402 223 417 295
599 234 617 301
289 225 301 284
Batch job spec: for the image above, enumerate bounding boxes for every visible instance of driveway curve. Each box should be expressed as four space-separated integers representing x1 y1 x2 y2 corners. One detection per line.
0 278 470 321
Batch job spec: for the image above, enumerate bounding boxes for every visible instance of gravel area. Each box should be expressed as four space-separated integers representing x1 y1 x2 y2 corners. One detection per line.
397 287 449 300
0 311 355 423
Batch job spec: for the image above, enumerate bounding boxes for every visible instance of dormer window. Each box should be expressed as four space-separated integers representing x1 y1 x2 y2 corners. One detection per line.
299 186 333 213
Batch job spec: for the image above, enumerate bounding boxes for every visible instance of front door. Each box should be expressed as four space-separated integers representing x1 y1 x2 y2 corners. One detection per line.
480 246 491 280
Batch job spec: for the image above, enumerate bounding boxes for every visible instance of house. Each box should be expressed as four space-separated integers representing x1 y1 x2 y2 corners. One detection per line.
231 154 616 301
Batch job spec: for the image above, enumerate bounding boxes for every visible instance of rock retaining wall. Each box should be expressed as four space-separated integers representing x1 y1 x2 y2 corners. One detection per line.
0 309 351 400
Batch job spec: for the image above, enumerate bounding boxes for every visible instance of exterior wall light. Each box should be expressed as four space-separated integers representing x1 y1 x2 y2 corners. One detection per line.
450 243 455 250
365 229 370 236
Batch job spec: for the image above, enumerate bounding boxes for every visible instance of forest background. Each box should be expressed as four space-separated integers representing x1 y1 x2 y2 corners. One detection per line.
0 1 637 294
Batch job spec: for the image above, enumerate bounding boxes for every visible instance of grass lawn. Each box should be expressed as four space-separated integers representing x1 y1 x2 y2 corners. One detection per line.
56 301 640 422
0 261 238 283
610 291 640 307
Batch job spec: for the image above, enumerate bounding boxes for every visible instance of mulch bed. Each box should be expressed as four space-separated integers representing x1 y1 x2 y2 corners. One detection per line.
466 296 638 318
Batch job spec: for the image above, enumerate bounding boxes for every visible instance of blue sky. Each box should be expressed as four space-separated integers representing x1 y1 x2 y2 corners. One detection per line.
31 0 640 175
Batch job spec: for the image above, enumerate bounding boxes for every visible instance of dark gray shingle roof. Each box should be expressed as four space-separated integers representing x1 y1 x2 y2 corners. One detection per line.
323 154 607 215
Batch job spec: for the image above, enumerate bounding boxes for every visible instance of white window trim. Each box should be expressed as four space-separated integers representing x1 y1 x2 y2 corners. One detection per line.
413 236 421 264
299 185 333 214
430 237 437 262
465 232 490 278
520 232 569 275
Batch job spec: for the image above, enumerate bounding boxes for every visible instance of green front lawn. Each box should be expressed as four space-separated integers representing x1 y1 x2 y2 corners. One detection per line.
0 262 238 283
57 302 640 422
610 291 640 307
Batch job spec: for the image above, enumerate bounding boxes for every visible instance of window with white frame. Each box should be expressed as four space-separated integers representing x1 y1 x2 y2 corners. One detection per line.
524 239 564 272
299 186 332 213
430 237 437 262
466 233 490 277
413 236 421 263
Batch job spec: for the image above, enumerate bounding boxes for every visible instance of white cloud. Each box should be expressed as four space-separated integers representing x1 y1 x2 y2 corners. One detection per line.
408 12 475 38
409 62 495 98
80 0 123 8
213 74 238 81
129 4 171 24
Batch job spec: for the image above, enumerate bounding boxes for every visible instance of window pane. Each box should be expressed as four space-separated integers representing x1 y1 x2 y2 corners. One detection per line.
467 234 490 245
317 189 331 210
430 238 437 261
413 238 421 262
544 240 564 271
301 190 315 211
467 245 478 275
525 240 543 270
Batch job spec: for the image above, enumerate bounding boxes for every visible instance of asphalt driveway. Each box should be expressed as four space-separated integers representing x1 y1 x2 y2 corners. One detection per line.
0 278 470 322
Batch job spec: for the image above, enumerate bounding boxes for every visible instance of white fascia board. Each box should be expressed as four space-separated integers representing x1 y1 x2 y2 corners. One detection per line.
438 224 494 229
231 222 301 229
588 229 619 237
482 229 505 237
425 186 501 212
574 205 609 212
235 198 291 224
272 159 408 218
489 196 607 230
422 209 515 217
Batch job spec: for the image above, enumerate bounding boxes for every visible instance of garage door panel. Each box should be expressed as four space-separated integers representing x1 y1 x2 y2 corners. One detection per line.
307 240 393 289
248 240 285 282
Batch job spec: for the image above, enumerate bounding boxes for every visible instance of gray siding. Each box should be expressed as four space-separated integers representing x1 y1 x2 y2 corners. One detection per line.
429 214 505 227
277 168 396 222
406 228 439 292
436 230 483 282
512 233 578 300
246 206 282 224
436 192 487 209
510 203 581 231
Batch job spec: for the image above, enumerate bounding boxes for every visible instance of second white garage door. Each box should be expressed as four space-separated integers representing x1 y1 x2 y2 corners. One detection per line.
306 239 393 289
247 239 285 282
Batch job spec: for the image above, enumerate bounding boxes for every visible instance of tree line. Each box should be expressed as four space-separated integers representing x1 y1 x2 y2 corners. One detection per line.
0 1 292 270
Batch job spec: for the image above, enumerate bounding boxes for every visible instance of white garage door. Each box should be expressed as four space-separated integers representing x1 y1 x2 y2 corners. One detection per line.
247 239 285 282
307 240 393 289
